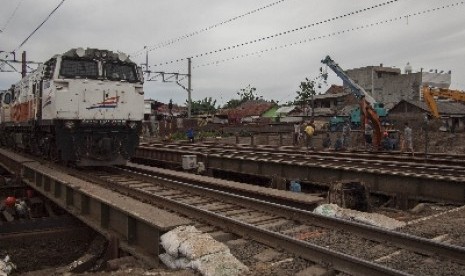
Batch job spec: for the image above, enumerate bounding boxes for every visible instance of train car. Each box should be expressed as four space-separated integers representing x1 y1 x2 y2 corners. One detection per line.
0 48 144 166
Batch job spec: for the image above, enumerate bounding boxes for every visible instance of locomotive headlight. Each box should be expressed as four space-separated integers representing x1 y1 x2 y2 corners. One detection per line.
118 52 128 61
75 47 85 57
64 121 75 129
101 51 107 58
95 51 101 58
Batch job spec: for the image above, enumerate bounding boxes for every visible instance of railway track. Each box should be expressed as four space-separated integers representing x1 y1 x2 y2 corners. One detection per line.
139 142 465 179
63 163 465 276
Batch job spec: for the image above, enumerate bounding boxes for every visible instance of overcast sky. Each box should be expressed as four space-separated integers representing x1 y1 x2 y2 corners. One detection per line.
1 0 464 106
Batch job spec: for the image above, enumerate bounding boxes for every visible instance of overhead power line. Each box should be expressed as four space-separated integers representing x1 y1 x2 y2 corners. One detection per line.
0 0 24 33
148 0 401 68
14 0 66 51
194 1 465 69
132 0 288 58
0 0 65 70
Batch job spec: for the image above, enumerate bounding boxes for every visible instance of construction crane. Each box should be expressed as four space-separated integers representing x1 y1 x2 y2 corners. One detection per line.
422 86 465 118
321 55 383 150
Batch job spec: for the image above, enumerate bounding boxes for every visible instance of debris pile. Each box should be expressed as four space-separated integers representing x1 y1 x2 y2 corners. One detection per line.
159 225 248 276
328 181 369 211
314 204 406 230
0 255 16 276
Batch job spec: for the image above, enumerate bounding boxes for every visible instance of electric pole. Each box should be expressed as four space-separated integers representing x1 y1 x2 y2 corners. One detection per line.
21 51 27 78
144 55 193 118
187 57 192 118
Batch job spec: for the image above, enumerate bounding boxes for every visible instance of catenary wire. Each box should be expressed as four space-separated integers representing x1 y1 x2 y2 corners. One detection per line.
13 0 66 52
131 0 288 58
193 1 465 69
148 0 401 68
0 0 24 33
0 0 66 70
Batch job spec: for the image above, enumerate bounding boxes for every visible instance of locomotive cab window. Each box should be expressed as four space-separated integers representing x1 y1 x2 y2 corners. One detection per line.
60 59 99 79
104 62 137 82
3 93 11 104
43 58 56 79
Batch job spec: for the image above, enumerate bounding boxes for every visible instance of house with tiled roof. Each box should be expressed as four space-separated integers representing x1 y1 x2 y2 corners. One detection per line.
220 101 276 124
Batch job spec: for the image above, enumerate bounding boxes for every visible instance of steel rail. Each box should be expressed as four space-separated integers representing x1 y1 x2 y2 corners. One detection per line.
136 146 465 181
106 166 465 266
88 167 410 276
143 142 465 168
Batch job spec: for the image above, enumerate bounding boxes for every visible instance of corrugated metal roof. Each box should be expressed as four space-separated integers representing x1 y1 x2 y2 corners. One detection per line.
314 92 350 100
313 107 334 116
275 105 297 114
402 100 465 115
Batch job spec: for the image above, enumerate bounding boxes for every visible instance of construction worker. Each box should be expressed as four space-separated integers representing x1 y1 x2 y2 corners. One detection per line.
304 121 315 151
186 128 195 143
342 121 351 150
403 122 414 156
382 131 393 151
364 122 373 151
293 122 301 146
334 134 343 151
322 133 331 149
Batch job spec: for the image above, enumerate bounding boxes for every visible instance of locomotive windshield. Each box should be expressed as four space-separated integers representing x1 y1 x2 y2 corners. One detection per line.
104 62 137 82
60 59 99 79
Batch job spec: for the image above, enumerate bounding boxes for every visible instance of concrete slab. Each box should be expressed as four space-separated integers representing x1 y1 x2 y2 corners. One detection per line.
128 162 324 206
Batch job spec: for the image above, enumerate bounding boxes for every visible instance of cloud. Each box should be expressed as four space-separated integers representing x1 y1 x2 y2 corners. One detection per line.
1 0 464 104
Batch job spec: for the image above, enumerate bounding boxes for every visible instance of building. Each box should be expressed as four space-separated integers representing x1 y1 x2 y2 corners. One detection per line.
389 100 465 131
220 101 276 124
313 92 354 110
345 64 451 105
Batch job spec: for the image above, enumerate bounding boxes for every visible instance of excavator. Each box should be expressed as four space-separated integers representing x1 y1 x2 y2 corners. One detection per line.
321 55 384 150
422 86 465 118
422 86 465 132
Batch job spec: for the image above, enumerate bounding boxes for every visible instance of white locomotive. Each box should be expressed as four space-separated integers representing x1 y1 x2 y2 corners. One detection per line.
0 48 144 166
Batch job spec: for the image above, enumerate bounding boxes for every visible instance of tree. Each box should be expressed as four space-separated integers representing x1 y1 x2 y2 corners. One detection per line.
223 84 262 108
296 78 317 119
295 70 328 120
238 84 262 101
188 97 217 115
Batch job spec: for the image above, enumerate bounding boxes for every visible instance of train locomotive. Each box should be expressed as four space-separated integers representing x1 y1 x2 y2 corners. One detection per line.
0 48 144 166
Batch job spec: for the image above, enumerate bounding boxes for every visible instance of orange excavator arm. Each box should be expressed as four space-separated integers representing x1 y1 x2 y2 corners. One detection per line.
422 86 440 118
422 86 465 118
360 99 382 149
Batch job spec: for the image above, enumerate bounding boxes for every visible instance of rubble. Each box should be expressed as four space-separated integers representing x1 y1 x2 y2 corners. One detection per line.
159 226 248 276
0 255 16 276
314 204 406 230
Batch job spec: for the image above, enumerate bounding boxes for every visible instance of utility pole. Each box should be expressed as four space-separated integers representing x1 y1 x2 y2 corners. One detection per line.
1 51 40 74
310 93 314 122
424 113 429 160
21 51 26 78
187 57 192 118
145 47 149 73
144 56 192 118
